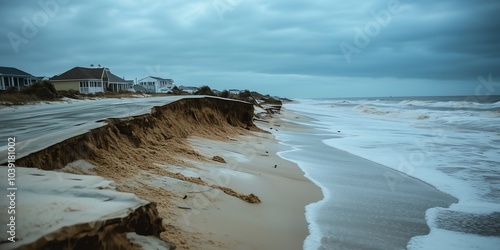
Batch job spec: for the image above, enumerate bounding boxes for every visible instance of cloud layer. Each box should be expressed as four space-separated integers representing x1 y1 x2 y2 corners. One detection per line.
1 0 499 97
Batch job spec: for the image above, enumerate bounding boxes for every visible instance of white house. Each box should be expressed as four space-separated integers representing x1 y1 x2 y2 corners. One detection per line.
0 66 37 90
137 76 174 93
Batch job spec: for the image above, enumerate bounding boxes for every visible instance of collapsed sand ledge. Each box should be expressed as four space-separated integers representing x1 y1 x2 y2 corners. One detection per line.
0 168 168 250
3 97 265 249
13 97 256 171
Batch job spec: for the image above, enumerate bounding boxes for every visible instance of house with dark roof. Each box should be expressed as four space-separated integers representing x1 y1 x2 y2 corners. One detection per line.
137 76 174 93
50 67 133 94
0 66 38 91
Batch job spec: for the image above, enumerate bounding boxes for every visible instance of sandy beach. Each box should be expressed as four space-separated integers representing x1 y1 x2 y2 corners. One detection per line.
1 97 322 249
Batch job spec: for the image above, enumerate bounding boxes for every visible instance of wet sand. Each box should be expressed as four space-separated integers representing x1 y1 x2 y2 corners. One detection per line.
176 127 323 249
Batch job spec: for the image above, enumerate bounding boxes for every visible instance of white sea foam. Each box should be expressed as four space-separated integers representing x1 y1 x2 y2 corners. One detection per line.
408 227 500 250
285 97 500 249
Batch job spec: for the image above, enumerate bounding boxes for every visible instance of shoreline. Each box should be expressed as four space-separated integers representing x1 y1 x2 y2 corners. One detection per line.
266 109 329 250
283 99 500 249
271 106 459 249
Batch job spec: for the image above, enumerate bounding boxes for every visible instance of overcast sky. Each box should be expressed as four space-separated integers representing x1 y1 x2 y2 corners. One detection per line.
1 0 499 98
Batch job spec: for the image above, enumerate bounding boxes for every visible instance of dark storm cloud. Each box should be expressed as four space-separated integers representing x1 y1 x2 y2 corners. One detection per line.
0 0 499 97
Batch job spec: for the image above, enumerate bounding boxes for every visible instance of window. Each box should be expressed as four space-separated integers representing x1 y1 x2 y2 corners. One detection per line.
80 81 89 93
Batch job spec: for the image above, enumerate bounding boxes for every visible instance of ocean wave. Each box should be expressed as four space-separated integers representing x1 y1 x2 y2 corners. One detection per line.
399 99 500 110
356 104 432 120
487 110 500 117
356 104 398 116
399 100 436 107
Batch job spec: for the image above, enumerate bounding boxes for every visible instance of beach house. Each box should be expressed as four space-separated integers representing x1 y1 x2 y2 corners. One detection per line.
50 67 133 94
137 76 174 93
0 66 38 91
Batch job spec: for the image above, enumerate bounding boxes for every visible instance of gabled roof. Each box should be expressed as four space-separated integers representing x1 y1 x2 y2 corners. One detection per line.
51 67 104 81
51 67 131 84
0 66 33 77
107 71 131 84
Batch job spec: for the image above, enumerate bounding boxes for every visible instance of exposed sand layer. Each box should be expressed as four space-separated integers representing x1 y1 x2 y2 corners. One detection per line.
0 168 167 250
3 97 321 249
13 97 258 171
0 96 194 164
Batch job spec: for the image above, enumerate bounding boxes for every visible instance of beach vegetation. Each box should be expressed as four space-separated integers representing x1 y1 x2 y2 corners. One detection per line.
171 86 183 95
194 85 216 96
219 89 230 98
0 81 59 105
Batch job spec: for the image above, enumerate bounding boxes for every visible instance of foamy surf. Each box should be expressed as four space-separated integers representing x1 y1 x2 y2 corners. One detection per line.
282 96 500 249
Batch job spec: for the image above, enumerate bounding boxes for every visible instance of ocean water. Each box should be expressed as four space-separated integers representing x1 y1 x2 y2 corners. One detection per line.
276 96 500 249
